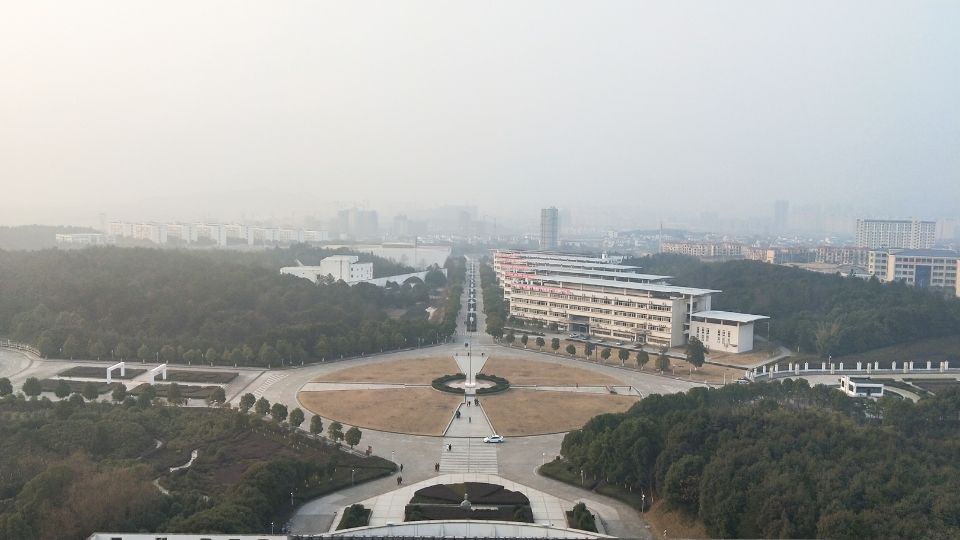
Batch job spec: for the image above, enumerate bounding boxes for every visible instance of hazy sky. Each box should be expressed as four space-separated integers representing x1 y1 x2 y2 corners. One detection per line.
1 1 958 227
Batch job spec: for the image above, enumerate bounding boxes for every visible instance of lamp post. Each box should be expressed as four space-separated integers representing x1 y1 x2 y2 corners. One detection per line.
290 491 294 507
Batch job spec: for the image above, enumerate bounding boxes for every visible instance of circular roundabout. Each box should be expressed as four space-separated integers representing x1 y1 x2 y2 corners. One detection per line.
297 353 640 437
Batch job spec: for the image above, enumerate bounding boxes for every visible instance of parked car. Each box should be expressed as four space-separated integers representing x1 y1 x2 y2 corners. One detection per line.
483 435 505 444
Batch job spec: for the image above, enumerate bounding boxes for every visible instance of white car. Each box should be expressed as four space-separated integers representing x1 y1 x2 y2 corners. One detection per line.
483 435 505 444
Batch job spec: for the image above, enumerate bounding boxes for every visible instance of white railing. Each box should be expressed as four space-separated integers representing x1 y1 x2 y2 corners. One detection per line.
747 359 958 381
0 339 40 356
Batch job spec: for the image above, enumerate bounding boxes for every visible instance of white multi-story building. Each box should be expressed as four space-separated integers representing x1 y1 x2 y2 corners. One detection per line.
540 207 560 250
281 255 373 284
55 233 113 246
855 219 936 249
493 250 768 353
661 241 744 259
868 249 959 289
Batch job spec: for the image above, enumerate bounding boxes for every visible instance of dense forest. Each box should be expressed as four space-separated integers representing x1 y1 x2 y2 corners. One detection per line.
0 394 391 539
0 247 464 365
629 254 960 357
0 225 99 251
555 380 960 539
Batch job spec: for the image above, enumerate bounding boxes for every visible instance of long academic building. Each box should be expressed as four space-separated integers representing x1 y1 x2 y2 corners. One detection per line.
492 250 768 353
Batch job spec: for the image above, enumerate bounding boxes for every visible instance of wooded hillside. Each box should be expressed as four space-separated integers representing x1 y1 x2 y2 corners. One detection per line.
631 254 960 357
557 380 960 539
0 247 463 365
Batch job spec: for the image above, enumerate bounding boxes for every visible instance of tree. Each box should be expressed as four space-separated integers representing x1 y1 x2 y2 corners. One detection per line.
345 426 362 448
138 384 156 408
536 337 546 350
242 344 256 365
88 339 105 360
183 349 201 365
228 348 245 366
55 380 72 399
160 344 177 362
271 402 288 422
115 341 133 360
566 344 577 356
328 421 344 443
550 337 561 353
207 386 226 406
657 348 670 372
255 397 271 416
686 337 706 369
205 347 220 365
618 348 630 365
62 334 83 359
111 384 127 402
22 377 41 398
636 349 650 370
584 342 595 357
137 344 152 361
239 393 256 413
0 377 12 396
258 343 280 365
167 383 183 405
520 334 529 348
82 381 99 401
505 332 515 346
289 407 305 428
601 348 611 362
310 414 323 435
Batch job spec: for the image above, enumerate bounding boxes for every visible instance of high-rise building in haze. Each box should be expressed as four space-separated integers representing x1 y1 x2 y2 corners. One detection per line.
540 207 560 250
855 219 935 249
773 200 789 231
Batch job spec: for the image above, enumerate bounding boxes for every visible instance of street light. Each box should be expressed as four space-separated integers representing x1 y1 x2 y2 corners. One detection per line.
351 468 356 485
290 491 294 507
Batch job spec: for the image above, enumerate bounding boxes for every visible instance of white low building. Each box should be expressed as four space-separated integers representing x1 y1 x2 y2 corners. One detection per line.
838 376 884 398
689 311 769 354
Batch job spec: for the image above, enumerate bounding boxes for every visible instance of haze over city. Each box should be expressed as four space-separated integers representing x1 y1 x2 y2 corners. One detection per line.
2 1 958 229
4 3 960 540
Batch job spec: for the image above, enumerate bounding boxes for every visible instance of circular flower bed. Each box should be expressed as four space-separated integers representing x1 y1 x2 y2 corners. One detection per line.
432 373 510 395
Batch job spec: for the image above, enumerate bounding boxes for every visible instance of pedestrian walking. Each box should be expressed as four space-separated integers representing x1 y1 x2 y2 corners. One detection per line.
400 463 404 472
468 417 471 423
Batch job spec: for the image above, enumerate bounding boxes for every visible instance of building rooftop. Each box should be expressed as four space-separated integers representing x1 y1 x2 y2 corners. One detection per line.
691 311 769 323
496 250 624 264
890 249 959 258
531 266 671 281
533 274 719 296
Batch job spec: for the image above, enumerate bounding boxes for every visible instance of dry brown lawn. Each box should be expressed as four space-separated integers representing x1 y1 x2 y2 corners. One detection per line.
313 356 460 385
480 356 621 386
482 389 637 436
510 342 745 385
298 388 460 436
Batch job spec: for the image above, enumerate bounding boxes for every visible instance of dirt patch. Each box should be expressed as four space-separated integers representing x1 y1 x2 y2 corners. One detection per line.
480 355 621 386
299 387 460 436
482 389 637 436
314 356 460 385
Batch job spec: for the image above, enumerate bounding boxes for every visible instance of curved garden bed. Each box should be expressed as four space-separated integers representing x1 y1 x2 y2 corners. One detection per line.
431 373 510 395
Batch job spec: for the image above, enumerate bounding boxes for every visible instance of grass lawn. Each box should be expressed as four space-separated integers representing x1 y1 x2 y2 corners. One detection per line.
483 389 637 436
298 387 460 436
